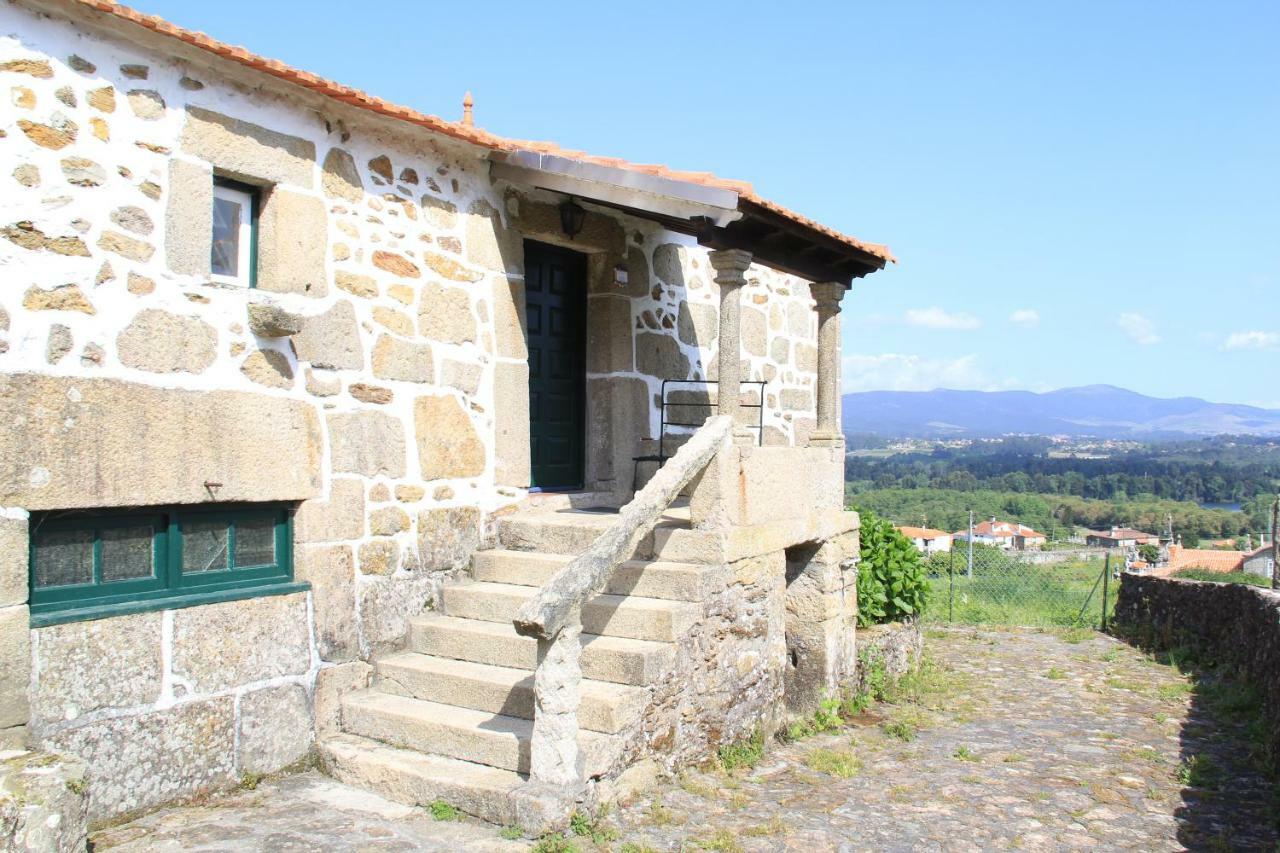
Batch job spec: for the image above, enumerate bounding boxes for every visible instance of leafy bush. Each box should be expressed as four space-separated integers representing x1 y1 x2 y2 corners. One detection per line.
1137 543 1160 564
854 509 930 626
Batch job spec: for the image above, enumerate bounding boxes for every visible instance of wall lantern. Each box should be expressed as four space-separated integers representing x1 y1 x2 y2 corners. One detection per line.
559 197 586 238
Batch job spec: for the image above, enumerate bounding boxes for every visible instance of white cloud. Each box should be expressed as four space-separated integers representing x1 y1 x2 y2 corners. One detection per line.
1223 331 1279 351
1117 312 1160 345
1009 309 1040 328
904 307 981 331
843 353 989 392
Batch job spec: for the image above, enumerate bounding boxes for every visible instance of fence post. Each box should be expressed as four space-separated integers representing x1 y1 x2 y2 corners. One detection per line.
1100 552 1110 632
967 510 974 579
948 544 955 622
1271 495 1278 591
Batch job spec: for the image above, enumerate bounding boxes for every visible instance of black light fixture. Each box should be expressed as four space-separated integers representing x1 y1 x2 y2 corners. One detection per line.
559 197 586 238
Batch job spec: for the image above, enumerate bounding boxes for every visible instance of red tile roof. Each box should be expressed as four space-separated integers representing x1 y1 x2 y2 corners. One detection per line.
67 0 895 265
1166 545 1246 573
898 527 951 540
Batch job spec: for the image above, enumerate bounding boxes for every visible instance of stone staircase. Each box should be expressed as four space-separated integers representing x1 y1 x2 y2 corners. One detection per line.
318 504 714 827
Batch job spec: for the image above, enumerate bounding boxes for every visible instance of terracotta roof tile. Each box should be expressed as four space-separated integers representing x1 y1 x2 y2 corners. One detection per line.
65 0 894 266
898 527 951 539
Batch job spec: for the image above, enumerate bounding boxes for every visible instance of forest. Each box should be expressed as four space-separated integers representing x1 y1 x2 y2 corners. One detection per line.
845 436 1279 542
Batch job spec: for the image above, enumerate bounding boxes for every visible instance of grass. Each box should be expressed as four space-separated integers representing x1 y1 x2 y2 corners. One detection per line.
569 808 618 844
498 826 522 840
1177 754 1222 790
428 800 458 821
1046 666 1067 680
953 745 979 762
692 829 742 851
1171 568 1271 587
530 834 578 853
882 719 918 742
716 730 765 773
924 559 1116 628
804 747 862 778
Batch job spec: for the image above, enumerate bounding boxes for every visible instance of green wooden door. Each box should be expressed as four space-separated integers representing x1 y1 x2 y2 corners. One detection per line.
525 241 587 490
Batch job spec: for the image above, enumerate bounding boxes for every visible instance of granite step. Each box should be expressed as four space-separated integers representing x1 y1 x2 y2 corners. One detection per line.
318 733 523 826
441 581 699 643
373 652 647 734
341 691 616 777
472 549 717 601
408 614 674 686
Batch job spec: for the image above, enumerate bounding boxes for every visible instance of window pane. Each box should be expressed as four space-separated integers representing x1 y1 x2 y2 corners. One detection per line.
183 521 229 573
211 196 242 276
35 529 93 588
234 518 276 568
100 526 155 582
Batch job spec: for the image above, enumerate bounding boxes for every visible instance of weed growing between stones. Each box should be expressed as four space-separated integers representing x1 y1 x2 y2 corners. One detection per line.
742 816 786 836
714 730 765 773
498 826 522 840
953 745 979 762
1046 666 1067 679
691 828 742 851
569 806 618 844
882 719 918 742
427 800 458 821
530 832 577 853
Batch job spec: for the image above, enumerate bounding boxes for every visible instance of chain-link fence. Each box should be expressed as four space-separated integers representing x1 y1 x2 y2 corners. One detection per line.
923 543 1117 628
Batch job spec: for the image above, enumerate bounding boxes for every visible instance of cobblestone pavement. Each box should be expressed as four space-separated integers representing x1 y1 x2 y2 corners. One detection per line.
92 627 1278 852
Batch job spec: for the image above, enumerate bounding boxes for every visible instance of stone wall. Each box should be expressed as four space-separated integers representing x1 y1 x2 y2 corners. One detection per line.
0 0 832 821
856 620 924 695
1114 573 1280 768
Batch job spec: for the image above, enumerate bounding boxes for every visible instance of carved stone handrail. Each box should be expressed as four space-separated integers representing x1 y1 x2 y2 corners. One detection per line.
512 415 733 788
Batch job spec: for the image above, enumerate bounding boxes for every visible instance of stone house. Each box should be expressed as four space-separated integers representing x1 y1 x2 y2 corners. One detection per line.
0 0 893 835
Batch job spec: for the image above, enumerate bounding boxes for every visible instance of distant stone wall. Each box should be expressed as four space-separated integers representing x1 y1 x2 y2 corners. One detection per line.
1114 573 1280 768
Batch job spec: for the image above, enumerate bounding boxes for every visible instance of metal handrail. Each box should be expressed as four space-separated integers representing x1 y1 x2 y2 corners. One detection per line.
652 379 764 466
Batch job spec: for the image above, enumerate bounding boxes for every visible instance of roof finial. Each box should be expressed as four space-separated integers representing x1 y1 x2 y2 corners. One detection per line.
462 91 474 127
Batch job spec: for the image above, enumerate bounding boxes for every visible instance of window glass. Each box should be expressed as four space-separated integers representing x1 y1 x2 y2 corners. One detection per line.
211 195 242 277
234 518 276 568
100 526 155 582
34 528 93 588
183 521 229 573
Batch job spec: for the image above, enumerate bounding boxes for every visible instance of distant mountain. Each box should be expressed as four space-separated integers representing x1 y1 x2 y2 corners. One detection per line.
842 385 1280 439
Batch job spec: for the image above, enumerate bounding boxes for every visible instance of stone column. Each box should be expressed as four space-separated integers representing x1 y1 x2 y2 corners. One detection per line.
808 281 846 448
709 249 754 446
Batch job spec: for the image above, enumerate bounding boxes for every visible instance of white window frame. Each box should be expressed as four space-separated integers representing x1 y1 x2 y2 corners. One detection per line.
211 181 255 287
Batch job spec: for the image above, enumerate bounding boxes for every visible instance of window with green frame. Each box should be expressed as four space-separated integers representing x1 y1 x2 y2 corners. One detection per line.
28 503 303 626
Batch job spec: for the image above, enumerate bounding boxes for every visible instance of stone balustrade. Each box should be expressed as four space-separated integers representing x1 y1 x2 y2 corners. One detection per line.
512 416 734 792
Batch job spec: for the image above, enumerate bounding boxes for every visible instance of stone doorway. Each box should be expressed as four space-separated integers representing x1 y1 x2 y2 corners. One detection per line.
524 240 588 490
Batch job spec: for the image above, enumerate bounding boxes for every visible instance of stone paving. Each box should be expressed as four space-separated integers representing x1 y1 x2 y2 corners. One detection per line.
91 627 1278 852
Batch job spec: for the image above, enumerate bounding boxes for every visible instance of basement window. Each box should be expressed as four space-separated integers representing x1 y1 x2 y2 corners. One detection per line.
210 177 259 287
28 503 303 626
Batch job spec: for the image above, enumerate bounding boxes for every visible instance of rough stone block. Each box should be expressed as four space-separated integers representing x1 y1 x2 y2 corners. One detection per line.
181 106 315 188
677 300 718 347
295 478 365 543
441 360 482 395
293 300 363 370
414 396 485 480
246 302 303 337
493 362 530 488
314 661 371 737
0 606 28 729
237 683 311 774
372 335 432 383
635 332 690 380
0 516 28 608
418 282 476 344
741 307 767 357
296 544 357 662
171 594 310 692
492 276 527 360
44 696 235 820
327 410 406 478
357 574 434 654
258 188 327 297
0 751 89 850
586 295 633 373
165 157 212 276
117 309 217 374
321 147 362 201
32 612 162 729
465 199 521 274
417 506 481 572
0 375 322 510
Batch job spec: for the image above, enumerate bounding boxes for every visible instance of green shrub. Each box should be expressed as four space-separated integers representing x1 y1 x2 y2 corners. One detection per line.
854 510 929 626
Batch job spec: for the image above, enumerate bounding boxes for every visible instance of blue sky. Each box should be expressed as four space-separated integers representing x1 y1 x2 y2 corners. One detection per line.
134 1 1280 407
